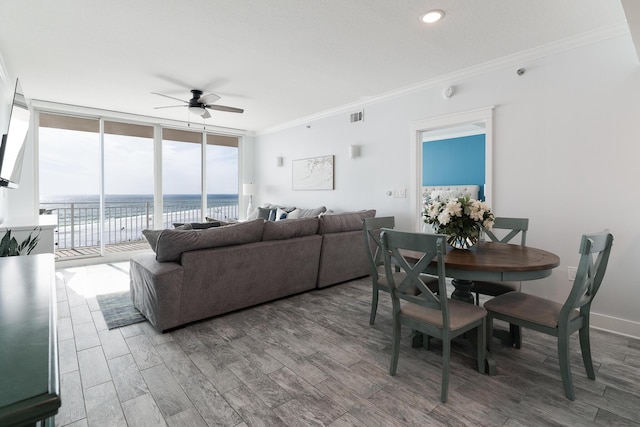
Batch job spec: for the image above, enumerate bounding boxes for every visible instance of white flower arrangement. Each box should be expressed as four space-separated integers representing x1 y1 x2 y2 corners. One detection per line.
423 195 495 248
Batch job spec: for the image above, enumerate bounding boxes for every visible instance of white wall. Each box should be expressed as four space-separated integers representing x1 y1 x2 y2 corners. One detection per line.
254 34 640 338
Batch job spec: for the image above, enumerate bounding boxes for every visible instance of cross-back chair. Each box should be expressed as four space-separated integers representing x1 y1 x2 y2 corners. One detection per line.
484 231 613 400
380 229 487 403
362 216 437 324
473 217 529 347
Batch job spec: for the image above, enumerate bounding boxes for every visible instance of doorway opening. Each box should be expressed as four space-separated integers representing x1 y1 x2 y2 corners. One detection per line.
410 107 494 231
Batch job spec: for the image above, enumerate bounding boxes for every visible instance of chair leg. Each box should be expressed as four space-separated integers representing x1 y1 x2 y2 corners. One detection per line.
475 291 480 306
477 320 486 374
558 333 576 400
389 318 401 376
486 314 496 376
410 330 423 348
369 286 379 325
441 338 451 403
579 324 596 380
510 324 522 349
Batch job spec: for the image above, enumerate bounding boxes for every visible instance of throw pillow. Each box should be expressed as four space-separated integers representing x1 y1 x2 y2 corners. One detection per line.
191 222 220 229
172 223 194 230
298 206 327 218
262 203 296 213
206 217 230 226
154 219 265 262
287 208 302 219
257 207 277 221
275 207 288 221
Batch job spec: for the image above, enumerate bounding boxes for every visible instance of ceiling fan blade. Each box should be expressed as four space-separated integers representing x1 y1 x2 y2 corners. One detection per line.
200 93 221 104
205 104 244 114
153 105 187 109
201 109 212 119
151 92 188 104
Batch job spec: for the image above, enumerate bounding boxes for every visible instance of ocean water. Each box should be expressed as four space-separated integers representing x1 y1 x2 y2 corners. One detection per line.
40 194 238 209
39 194 239 249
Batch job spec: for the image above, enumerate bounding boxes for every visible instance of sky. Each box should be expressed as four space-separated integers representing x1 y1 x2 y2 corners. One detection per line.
38 127 238 197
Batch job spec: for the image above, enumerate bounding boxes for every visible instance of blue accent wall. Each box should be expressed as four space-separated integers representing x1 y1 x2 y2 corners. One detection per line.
422 134 485 200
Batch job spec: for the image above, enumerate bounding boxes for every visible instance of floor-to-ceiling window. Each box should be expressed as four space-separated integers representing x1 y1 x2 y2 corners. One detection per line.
39 113 100 251
38 111 241 259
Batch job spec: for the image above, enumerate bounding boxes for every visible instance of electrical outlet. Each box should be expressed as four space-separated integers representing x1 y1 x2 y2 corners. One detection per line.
568 266 577 281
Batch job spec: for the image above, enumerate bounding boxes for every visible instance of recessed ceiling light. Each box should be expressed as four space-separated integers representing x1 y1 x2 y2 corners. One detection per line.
420 10 445 24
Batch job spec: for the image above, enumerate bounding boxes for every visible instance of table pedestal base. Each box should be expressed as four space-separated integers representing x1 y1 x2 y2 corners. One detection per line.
451 279 475 303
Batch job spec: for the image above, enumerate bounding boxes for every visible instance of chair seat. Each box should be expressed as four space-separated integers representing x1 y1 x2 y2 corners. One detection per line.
401 299 486 331
473 280 520 297
484 291 579 328
378 272 439 295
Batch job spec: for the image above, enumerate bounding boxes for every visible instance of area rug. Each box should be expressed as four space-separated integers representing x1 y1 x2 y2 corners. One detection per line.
96 291 146 329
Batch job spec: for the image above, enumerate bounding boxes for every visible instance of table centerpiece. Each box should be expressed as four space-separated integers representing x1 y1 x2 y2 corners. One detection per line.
423 195 495 249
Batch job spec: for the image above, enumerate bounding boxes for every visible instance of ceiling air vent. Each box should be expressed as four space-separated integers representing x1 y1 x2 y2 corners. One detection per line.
350 110 364 123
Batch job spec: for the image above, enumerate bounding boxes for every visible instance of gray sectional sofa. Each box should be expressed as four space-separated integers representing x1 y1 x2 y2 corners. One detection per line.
129 210 375 332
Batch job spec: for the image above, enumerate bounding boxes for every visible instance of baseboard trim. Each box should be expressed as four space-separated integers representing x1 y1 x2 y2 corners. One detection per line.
591 312 640 340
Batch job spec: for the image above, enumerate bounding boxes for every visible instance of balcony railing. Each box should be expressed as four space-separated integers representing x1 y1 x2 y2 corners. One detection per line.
40 200 239 252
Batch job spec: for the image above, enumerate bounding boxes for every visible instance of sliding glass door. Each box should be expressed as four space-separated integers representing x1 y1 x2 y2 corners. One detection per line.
103 121 154 247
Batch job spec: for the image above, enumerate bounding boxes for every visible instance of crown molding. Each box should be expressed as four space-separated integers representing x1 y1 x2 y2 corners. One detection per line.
258 23 629 136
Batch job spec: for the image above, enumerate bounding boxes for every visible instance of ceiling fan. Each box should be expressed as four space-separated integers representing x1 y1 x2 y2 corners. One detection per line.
152 89 244 119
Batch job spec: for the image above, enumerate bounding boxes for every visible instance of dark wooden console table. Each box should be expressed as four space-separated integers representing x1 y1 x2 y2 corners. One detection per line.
0 254 60 427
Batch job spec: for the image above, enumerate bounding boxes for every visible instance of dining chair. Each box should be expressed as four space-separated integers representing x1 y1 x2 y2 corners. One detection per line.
473 217 528 348
484 231 613 400
380 229 487 403
362 217 438 324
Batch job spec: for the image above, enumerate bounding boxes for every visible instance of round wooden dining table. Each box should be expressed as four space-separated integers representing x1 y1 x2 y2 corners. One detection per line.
403 241 560 375
404 241 561 303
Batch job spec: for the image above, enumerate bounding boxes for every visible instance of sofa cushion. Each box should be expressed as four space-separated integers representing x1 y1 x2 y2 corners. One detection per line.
154 218 265 262
142 229 162 250
262 217 319 241
318 210 376 234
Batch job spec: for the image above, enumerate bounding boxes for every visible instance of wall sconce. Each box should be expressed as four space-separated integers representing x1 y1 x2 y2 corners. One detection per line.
276 156 283 167
348 145 360 159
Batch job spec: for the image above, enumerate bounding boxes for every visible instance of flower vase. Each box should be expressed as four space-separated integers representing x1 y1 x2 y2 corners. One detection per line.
447 234 479 250
447 223 482 250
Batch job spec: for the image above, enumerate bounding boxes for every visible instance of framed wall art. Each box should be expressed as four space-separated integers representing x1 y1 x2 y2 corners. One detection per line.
292 155 334 190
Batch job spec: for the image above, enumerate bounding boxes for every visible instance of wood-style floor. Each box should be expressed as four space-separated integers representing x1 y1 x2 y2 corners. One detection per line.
55 262 640 426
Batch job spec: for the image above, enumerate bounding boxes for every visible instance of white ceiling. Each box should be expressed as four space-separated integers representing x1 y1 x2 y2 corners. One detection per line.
0 1 632 133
